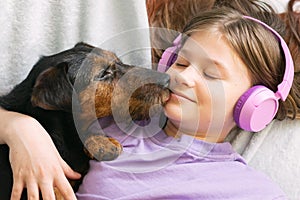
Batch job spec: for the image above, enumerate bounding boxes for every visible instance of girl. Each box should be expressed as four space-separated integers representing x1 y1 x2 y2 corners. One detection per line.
75 7 295 199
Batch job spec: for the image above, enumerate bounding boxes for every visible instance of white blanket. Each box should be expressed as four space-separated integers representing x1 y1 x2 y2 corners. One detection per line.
228 119 300 199
0 0 299 199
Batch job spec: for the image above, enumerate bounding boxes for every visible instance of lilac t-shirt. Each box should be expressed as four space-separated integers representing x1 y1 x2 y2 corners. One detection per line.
76 117 286 200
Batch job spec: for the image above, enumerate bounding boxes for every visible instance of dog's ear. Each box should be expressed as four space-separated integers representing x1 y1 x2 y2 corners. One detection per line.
31 62 73 112
74 42 95 49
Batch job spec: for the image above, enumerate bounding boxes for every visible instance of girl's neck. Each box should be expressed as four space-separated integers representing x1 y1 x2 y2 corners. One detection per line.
163 120 226 143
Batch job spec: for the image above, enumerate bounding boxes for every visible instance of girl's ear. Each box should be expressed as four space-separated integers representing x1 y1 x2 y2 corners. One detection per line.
31 62 73 112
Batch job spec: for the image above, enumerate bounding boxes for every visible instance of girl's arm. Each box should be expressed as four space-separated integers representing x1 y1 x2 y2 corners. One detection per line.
0 107 81 200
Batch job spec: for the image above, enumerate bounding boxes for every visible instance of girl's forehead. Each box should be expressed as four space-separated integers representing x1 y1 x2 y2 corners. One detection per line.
181 31 223 54
179 32 227 65
180 31 251 77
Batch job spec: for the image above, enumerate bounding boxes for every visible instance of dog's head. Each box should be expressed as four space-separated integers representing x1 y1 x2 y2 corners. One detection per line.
31 42 170 128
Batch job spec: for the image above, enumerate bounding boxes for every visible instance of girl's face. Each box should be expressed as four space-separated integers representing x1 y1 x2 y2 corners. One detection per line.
163 31 252 142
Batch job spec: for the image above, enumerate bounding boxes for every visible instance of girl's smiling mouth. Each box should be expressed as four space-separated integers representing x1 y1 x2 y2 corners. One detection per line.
170 90 197 103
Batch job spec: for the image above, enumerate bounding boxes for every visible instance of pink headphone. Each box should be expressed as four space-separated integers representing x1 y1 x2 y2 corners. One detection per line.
157 16 294 132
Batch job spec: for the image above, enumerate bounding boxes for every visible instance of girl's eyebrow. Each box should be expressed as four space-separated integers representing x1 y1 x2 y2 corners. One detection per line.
212 60 227 72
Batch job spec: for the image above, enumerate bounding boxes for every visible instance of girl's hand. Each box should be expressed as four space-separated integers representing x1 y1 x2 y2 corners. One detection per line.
1 110 81 200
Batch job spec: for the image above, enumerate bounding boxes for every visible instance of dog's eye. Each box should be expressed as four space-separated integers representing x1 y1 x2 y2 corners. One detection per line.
94 68 113 81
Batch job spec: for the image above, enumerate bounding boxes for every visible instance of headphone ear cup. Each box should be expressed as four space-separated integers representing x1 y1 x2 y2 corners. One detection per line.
234 85 279 132
157 45 179 72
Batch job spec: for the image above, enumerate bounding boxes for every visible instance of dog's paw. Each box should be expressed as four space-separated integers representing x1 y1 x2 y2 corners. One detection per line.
84 135 122 161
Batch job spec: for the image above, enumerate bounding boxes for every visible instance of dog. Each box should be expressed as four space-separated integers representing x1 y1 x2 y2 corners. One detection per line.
0 42 170 199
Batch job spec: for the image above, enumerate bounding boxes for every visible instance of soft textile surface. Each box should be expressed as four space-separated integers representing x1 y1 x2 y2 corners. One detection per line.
0 0 299 199
263 0 289 13
228 119 300 199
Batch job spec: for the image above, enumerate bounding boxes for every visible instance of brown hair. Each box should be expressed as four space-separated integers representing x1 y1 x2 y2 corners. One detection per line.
279 0 300 119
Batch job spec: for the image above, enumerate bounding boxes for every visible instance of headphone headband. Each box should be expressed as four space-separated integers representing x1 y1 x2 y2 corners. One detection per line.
243 16 294 101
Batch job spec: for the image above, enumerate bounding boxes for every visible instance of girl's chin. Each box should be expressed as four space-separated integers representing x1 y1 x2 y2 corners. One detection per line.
163 109 182 123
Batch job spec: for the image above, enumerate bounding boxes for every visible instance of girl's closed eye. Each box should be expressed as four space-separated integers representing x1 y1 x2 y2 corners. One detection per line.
203 69 221 80
202 60 224 80
175 62 187 67
174 55 189 68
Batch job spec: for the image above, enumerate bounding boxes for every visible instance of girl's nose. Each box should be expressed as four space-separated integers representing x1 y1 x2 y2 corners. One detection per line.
174 67 195 87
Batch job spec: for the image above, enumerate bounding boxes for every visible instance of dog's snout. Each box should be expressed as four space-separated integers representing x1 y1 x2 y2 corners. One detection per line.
161 73 170 88
129 67 170 87
150 71 170 89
